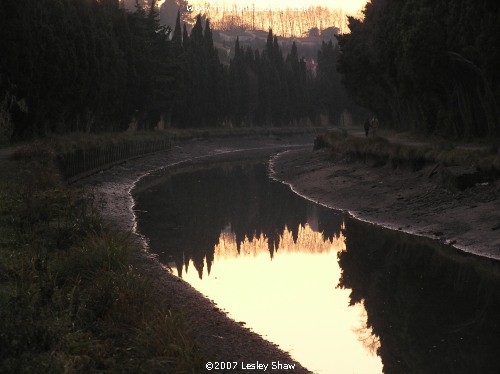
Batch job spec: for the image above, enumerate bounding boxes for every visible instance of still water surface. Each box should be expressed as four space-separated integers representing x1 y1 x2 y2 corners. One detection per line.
134 161 500 373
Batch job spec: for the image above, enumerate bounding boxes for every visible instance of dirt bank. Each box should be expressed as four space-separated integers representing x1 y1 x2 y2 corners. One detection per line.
270 147 500 260
80 135 317 373
80 132 499 373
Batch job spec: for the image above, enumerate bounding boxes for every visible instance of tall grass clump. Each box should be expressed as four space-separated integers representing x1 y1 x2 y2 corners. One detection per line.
0 143 203 372
318 130 500 175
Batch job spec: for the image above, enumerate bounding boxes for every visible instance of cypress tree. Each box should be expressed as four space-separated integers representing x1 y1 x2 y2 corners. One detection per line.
182 23 189 49
172 10 182 51
190 14 203 47
265 29 274 60
203 18 223 126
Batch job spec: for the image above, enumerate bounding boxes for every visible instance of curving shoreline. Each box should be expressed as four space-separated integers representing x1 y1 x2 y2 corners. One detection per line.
79 134 499 373
270 147 500 261
80 135 317 373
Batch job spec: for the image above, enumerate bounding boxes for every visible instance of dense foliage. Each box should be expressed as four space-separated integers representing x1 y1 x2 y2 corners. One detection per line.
165 22 360 128
0 0 356 141
0 0 175 139
337 0 500 138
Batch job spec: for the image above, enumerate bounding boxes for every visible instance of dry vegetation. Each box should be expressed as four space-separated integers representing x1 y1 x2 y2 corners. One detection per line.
316 130 500 175
0 142 204 372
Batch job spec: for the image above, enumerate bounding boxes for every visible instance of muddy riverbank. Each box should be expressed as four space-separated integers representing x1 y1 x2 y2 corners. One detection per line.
270 147 500 260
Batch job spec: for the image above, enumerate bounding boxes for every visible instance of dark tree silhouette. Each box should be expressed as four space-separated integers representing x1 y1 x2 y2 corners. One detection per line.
337 0 500 138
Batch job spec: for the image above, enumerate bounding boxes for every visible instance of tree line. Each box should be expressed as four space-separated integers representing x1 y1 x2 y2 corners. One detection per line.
0 0 359 141
169 15 360 129
337 0 500 138
1 0 174 139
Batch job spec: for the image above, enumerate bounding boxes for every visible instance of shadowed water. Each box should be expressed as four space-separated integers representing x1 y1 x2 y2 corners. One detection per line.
134 162 500 374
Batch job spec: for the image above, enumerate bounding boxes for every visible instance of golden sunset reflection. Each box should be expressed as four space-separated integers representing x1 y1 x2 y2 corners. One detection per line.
215 223 345 258
177 224 383 373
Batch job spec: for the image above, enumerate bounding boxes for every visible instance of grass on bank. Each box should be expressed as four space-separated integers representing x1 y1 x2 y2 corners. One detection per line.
39 126 324 155
317 130 500 173
0 146 203 372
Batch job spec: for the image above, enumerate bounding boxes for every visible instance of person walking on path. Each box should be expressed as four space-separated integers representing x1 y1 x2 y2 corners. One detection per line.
370 117 379 136
364 119 370 137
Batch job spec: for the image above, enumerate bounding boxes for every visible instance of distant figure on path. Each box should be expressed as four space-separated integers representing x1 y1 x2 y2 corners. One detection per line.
370 117 379 136
364 119 370 137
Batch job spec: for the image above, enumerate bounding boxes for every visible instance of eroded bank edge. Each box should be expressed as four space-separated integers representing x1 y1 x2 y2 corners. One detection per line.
268 150 499 262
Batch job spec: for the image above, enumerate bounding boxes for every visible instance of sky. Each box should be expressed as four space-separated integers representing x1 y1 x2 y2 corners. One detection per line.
158 0 369 15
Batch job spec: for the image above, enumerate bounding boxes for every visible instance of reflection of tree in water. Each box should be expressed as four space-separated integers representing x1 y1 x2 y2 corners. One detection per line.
352 308 381 355
134 162 343 278
133 160 500 371
338 219 500 374
214 223 345 259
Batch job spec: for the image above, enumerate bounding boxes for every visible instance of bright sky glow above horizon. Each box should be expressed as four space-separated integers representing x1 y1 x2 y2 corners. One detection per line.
159 0 368 15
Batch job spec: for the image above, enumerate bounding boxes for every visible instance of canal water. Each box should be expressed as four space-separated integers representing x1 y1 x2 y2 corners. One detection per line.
134 161 500 374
